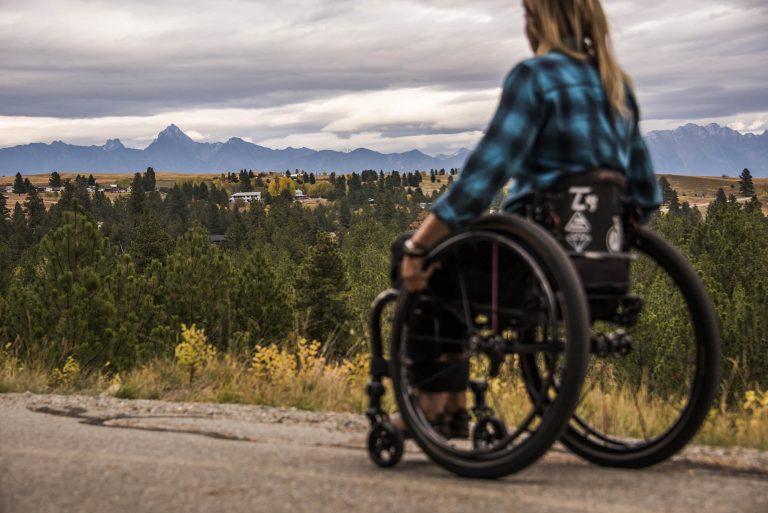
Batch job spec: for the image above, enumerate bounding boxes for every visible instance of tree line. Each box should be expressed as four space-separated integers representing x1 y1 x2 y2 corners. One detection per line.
0 169 765 398
0 168 445 370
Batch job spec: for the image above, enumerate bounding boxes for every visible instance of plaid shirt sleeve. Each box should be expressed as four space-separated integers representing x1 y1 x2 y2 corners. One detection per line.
431 63 542 231
626 91 662 223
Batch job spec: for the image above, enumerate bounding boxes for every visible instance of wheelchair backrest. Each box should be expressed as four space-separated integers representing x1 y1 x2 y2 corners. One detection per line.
532 169 630 299
543 169 627 258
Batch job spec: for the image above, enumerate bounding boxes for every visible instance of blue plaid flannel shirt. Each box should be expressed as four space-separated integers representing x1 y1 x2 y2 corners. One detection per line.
432 51 661 231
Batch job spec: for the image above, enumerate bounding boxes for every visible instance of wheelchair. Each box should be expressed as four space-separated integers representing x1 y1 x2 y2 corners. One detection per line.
365 170 721 478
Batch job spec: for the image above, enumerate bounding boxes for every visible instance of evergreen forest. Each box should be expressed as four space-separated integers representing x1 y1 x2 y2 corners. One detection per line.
0 168 766 402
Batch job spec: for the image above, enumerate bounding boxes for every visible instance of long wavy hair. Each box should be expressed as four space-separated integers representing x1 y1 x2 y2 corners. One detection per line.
523 0 631 117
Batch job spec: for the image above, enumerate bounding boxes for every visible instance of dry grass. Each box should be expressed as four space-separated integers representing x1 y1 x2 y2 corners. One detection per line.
1 338 765 451
661 174 768 215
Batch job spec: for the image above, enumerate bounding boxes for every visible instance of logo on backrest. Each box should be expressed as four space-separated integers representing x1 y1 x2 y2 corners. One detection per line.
565 212 591 233
564 186 597 253
569 187 599 213
565 232 592 253
606 216 624 254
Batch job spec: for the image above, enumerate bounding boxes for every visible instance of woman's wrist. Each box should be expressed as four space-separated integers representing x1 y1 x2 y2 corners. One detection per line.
403 238 429 258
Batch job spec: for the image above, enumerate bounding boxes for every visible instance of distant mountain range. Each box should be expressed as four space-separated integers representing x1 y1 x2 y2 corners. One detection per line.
0 122 765 176
0 124 470 175
645 123 767 176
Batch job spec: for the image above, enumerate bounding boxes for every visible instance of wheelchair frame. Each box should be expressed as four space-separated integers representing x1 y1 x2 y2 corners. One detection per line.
365 173 720 476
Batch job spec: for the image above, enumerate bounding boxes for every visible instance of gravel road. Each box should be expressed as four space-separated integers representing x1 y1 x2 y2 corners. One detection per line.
1 393 766 513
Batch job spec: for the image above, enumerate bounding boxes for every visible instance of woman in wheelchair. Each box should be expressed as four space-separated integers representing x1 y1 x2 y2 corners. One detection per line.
392 0 660 440
367 0 718 478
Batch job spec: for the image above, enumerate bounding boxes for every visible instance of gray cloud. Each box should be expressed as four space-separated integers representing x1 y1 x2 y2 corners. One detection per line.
0 0 766 153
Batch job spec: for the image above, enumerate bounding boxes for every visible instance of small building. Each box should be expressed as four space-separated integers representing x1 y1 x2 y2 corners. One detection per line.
229 191 262 204
295 189 309 201
209 234 227 246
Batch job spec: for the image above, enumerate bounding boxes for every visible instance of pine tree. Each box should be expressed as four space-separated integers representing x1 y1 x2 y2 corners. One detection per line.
294 233 353 349
13 172 25 194
127 213 173 269
668 189 680 214
7 202 29 261
49 172 62 188
338 197 352 229
224 207 248 250
238 173 252 192
143 167 156 192
0 191 9 234
3 211 119 368
165 186 189 226
658 176 675 205
715 188 727 204
231 250 293 344
129 173 146 216
739 168 755 197
157 227 232 349
23 188 46 238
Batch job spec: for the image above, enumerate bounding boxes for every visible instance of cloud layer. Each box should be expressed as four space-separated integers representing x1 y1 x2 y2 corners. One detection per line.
1 0 766 153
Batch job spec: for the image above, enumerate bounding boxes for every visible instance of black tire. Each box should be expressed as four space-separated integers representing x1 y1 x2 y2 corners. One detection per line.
560 227 721 467
367 422 404 468
390 214 590 478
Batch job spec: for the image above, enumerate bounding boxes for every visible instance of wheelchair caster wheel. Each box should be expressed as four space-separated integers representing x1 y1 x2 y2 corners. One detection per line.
472 417 508 450
367 422 404 468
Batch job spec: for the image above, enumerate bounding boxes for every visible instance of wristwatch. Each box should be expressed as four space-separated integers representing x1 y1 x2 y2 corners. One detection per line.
403 238 429 258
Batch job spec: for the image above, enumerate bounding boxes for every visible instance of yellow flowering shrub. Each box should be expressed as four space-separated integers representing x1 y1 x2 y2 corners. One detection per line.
174 324 216 382
249 338 368 411
50 356 81 388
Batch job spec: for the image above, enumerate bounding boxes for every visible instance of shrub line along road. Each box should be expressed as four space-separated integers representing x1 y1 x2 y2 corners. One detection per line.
1 394 766 513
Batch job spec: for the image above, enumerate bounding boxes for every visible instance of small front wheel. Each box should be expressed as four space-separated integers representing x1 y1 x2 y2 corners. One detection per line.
472 417 508 450
367 422 404 468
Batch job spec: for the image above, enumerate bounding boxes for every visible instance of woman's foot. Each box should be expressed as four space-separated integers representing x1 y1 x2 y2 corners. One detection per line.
389 412 411 438
444 408 470 439
390 391 448 438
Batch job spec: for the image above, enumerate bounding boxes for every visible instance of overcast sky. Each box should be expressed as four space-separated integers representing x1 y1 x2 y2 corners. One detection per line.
0 0 766 154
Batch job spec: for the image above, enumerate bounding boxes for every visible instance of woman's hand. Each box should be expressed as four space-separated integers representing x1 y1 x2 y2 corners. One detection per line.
400 213 451 292
401 255 439 292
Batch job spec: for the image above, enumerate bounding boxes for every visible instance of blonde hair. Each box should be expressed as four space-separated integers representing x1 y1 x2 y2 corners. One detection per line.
523 0 631 117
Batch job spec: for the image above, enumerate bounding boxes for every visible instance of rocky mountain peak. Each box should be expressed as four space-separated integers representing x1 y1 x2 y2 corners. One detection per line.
103 138 125 151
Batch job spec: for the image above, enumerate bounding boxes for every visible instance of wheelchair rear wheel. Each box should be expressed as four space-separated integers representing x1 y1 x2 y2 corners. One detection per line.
390 215 591 478
558 228 721 467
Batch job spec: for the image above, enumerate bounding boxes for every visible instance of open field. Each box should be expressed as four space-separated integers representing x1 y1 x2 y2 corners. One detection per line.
662 174 768 211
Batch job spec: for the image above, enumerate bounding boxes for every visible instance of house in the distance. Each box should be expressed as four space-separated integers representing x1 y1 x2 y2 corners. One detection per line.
229 191 262 204
295 189 309 201
209 234 227 246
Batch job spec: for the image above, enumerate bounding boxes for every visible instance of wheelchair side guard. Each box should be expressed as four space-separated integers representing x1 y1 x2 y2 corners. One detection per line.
368 288 399 380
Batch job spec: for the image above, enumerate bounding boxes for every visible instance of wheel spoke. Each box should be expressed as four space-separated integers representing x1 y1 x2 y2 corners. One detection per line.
452 250 475 330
